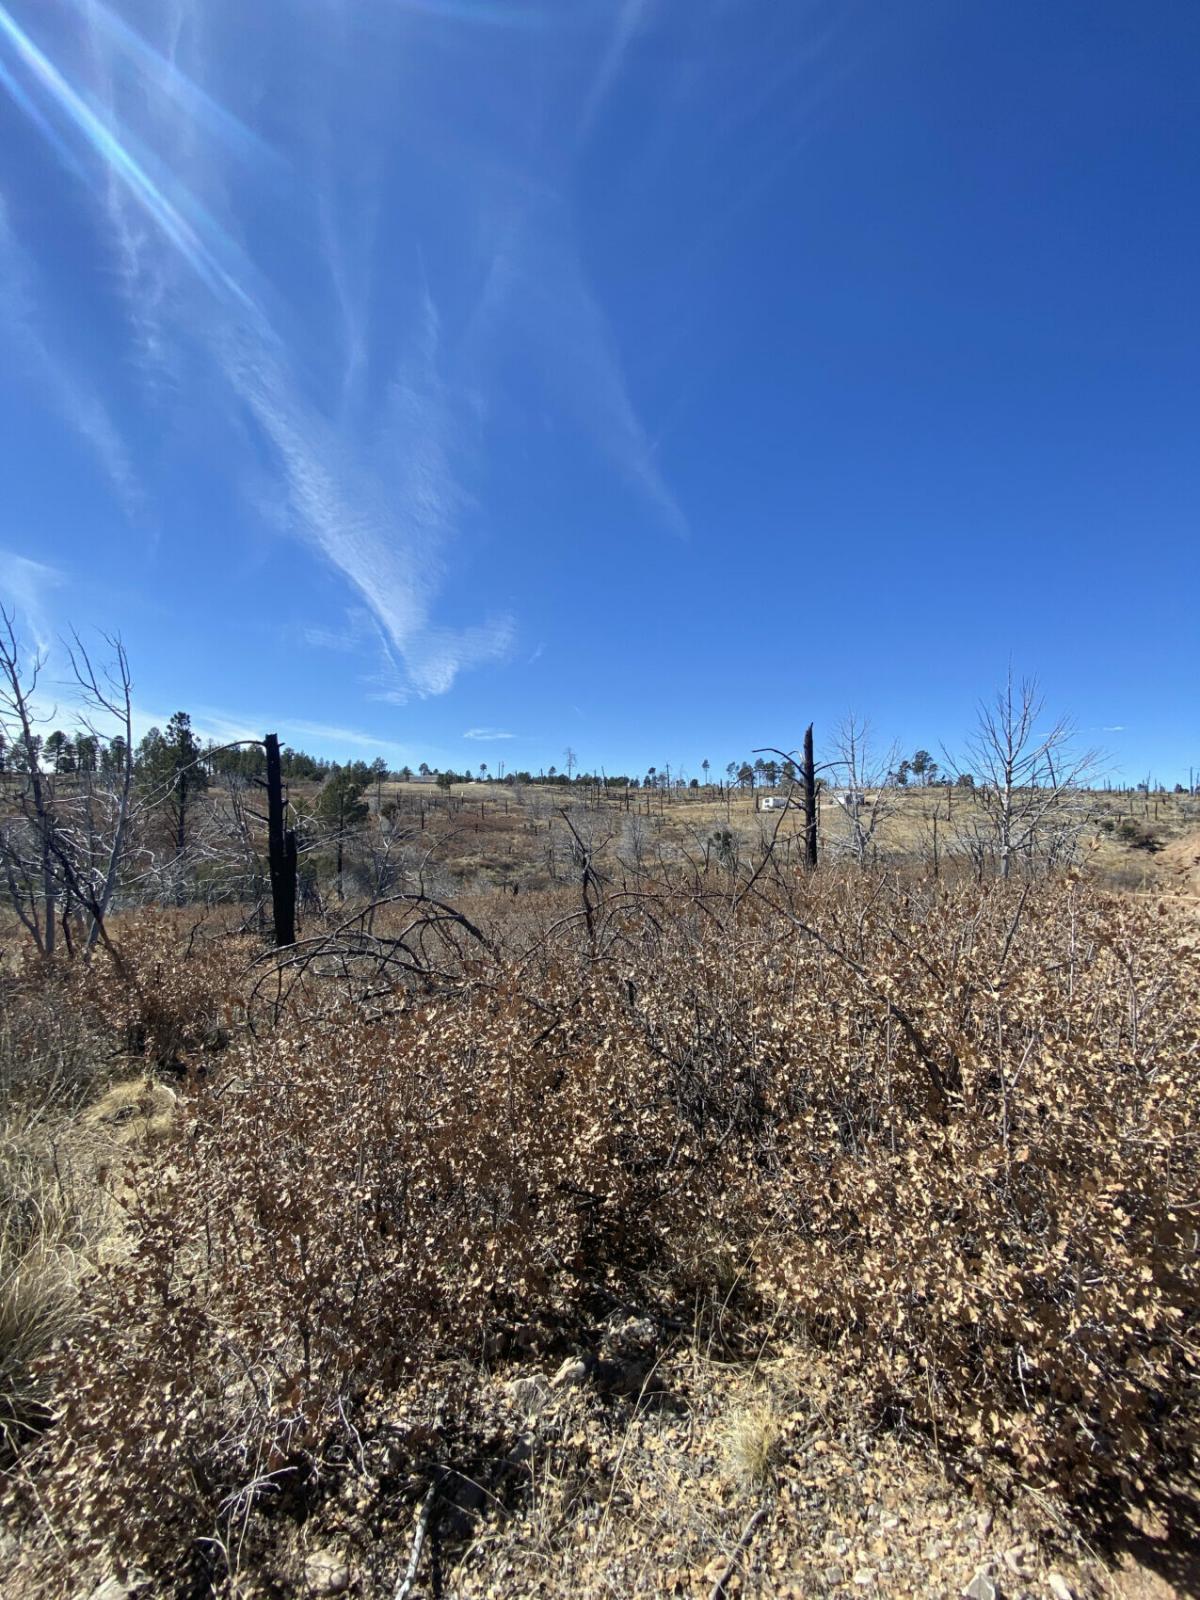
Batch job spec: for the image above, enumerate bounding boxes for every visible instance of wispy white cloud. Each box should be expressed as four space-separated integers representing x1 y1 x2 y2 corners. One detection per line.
107 703 413 763
0 196 141 518
384 0 544 26
302 621 365 654
79 0 270 381
579 0 654 139
301 610 494 704
280 719 397 752
189 706 424 765
83 0 175 376
463 727 515 741
82 0 279 174
559 258 687 538
0 550 65 655
227 305 514 699
184 707 263 746
2 0 682 709
477 203 688 537
1103 725 1126 733
0 1 255 317
3 0 513 702
319 177 373 417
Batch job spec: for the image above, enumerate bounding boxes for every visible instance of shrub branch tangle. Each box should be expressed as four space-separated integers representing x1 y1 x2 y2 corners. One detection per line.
10 866 1198 1589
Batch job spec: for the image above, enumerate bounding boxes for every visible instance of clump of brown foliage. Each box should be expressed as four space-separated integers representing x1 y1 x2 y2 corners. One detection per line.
7 872 1200 1591
79 911 246 1066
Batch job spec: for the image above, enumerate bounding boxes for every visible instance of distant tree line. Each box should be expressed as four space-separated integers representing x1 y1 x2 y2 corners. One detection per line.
0 597 1195 956
11 722 1189 812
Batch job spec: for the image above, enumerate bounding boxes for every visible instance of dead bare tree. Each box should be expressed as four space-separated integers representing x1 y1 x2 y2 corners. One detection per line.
558 807 613 952
829 714 899 868
264 733 297 947
618 810 654 880
0 617 142 957
952 672 1100 880
358 802 416 902
0 610 58 953
65 630 134 955
803 723 818 868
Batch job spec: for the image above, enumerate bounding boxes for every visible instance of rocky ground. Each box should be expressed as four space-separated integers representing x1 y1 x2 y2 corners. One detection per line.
42 1324 1182 1600
6 1288 1196 1600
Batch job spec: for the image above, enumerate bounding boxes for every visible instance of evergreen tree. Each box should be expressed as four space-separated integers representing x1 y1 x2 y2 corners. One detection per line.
102 735 128 777
45 730 75 773
315 769 370 900
138 712 209 854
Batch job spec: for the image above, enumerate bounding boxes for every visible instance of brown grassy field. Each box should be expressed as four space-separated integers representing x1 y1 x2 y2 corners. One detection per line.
352 778 1200 899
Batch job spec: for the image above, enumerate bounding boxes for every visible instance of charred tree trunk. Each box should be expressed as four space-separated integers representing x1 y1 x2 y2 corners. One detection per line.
265 733 297 946
803 723 818 870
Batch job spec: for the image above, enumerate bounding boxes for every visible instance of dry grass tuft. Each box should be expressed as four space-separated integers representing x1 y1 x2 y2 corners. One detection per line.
81 1077 177 1145
0 1135 103 1455
720 1392 782 1492
0 960 133 1460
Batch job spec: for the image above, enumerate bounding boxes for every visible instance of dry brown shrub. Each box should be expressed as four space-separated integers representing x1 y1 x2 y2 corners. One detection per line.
79 913 245 1067
0 1140 81 1453
26 968 698 1582
0 952 117 1453
6 874 1198 1590
742 879 1200 1501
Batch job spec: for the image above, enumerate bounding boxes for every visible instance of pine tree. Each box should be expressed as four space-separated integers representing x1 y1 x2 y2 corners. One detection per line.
315 769 369 900
138 712 209 855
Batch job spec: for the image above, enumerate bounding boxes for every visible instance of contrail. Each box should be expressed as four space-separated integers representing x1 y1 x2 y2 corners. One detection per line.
0 2 257 315
387 0 544 25
75 0 284 173
0 50 86 178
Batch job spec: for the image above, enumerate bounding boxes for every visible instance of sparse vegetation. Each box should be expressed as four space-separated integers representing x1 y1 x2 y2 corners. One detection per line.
1 629 1198 1595
0 858 1196 1595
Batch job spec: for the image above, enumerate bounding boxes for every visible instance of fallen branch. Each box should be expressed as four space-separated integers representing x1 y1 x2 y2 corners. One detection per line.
394 1481 439 1600
708 1505 768 1600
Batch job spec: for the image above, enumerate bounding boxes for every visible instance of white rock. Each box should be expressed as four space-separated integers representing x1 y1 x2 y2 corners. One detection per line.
550 1355 591 1388
504 1374 550 1415
304 1548 350 1595
87 1582 130 1600
1047 1575 1073 1600
1003 1542 1034 1577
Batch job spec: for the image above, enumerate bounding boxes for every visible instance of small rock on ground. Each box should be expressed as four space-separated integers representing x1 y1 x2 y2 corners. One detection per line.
304 1547 350 1596
964 1574 1000 1600
550 1355 593 1388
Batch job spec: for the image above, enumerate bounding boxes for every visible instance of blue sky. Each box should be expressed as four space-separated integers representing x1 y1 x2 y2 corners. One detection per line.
0 0 1196 783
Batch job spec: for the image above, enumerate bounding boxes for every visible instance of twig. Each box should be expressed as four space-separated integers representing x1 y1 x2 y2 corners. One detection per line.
394 1481 439 1600
748 882 959 1109
707 1506 768 1600
995 880 1033 978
